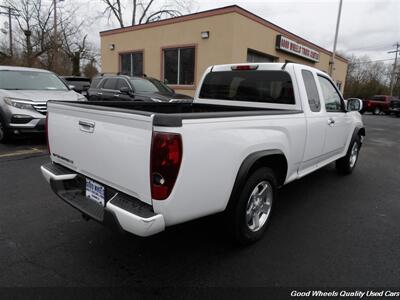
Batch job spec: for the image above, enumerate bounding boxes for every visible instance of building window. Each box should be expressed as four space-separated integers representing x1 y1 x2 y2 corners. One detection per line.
163 47 195 85
247 49 276 63
120 51 143 76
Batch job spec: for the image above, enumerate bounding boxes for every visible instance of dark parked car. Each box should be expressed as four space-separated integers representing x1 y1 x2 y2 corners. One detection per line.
62 76 91 96
87 74 193 102
389 98 400 116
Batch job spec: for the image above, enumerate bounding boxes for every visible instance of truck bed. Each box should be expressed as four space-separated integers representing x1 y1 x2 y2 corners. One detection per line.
52 101 303 127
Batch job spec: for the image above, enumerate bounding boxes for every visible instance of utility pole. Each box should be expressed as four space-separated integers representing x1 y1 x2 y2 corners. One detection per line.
388 42 400 96
8 7 12 57
330 0 343 80
53 0 58 71
0 5 19 57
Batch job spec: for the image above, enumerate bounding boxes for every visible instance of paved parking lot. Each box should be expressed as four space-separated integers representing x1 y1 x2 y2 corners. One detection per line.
0 114 399 287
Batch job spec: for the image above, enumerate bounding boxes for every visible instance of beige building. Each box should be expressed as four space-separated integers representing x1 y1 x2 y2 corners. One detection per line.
100 5 348 97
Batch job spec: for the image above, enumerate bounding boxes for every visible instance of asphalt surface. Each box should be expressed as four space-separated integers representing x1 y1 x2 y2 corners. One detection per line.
0 114 399 288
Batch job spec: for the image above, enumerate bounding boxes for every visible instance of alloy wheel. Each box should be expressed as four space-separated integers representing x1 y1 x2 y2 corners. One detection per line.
349 142 359 168
246 181 273 232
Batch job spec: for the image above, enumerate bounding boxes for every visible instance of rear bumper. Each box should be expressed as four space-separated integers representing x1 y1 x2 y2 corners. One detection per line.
40 163 165 237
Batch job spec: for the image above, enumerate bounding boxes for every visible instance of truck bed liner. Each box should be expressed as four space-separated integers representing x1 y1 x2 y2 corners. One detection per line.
50 101 303 127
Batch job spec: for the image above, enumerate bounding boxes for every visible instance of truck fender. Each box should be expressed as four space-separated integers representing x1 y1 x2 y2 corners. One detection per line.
225 149 288 211
352 126 366 144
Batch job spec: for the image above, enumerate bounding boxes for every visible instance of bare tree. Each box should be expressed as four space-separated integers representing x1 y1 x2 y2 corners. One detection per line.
1 0 99 74
58 8 99 76
101 0 194 28
83 58 99 78
5 0 54 67
344 54 392 98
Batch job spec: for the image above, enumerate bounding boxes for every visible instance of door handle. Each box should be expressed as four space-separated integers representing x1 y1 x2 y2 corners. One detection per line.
79 120 95 133
328 118 335 126
97 92 103 95
113 94 120 97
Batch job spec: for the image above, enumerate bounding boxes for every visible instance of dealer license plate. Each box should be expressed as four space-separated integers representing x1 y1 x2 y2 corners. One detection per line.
85 178 105 206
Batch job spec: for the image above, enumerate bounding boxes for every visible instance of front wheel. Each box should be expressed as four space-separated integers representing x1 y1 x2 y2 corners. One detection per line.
228 167 277 244
336 136 361 174
0 120 9 143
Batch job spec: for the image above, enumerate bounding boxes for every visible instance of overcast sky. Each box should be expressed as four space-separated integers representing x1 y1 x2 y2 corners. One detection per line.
1 0 399 63
198 0 400 60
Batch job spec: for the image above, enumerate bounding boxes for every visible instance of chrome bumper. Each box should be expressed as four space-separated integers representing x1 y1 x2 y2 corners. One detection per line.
41 163 165 237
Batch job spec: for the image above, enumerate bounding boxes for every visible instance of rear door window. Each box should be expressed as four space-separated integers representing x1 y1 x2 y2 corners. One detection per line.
302 70 321 112
199 70 295 104
116 79 130 90
90 78 102 88
102 78 118 90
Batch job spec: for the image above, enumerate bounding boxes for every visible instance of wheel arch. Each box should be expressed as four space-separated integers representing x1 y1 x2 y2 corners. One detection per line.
357 127 366 137
226 150 288 211
353 126 366 143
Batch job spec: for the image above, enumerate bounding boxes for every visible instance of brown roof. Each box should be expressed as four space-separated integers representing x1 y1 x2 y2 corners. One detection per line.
100 5 348 63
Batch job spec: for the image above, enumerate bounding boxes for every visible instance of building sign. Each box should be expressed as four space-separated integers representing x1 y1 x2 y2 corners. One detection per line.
276 35 320 62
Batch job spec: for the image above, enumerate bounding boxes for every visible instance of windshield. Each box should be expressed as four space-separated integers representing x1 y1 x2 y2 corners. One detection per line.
371 96 385 101
130 77 173 94
0 70 68 91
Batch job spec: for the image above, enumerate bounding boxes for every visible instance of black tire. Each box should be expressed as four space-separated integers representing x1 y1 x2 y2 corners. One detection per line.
336 135 361 175
228 167 277 245
373 107 381 115
0 119 9 143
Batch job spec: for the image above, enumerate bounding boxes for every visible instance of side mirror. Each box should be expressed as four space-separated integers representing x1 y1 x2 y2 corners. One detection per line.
120 87 134 97
347 98 363 112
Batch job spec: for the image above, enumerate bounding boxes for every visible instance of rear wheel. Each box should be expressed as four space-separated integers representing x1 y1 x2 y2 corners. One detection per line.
228 167 277 244
373 107 381 115
336 136 361 175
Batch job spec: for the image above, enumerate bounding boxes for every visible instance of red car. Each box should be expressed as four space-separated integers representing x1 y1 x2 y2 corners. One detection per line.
362 95 397 115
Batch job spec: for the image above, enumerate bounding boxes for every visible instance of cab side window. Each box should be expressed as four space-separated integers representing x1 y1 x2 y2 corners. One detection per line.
302 70 321 112
318 75 343 112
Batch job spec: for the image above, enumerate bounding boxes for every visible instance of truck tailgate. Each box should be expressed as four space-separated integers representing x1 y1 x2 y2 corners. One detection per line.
47 102 154 205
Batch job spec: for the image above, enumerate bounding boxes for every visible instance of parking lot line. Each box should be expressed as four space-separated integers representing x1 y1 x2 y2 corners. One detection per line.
0 148 46 158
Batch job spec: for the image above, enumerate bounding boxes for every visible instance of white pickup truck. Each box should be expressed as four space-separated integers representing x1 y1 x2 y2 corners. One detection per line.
41 63 365 244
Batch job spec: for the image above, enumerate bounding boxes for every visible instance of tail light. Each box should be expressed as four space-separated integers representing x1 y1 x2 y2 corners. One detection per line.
150 132 182 200
45 113 50 154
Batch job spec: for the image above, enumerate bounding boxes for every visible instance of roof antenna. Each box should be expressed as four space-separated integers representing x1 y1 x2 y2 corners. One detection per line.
281 62 288 70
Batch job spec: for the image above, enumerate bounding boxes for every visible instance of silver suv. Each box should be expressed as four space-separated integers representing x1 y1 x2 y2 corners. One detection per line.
0 66 86 142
